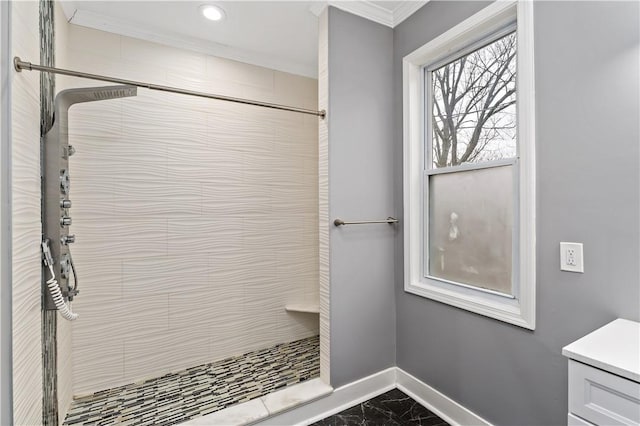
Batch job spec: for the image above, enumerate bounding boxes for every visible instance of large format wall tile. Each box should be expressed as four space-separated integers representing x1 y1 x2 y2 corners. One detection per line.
11 1 43 424
56 23 319 395
318 9 331 385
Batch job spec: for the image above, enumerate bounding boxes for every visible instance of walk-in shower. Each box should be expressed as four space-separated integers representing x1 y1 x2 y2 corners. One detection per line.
6 1 325 425
19 22 322 422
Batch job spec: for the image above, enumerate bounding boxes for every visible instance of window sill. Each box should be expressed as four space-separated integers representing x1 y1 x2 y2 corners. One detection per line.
405 279 534 330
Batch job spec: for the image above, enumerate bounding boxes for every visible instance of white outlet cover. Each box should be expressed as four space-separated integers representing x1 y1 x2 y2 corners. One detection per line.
560 242 584 273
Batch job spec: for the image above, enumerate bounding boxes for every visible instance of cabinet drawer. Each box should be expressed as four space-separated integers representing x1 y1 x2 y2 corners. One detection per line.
569 360 640 426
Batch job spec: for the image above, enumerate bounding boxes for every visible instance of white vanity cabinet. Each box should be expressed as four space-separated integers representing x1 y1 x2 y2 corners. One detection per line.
563 319 640 426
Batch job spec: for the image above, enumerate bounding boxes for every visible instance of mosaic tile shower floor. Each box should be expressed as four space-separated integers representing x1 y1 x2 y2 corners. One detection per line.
64 335 320 426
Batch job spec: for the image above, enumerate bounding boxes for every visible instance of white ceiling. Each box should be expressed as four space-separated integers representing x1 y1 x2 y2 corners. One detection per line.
59 1 427 78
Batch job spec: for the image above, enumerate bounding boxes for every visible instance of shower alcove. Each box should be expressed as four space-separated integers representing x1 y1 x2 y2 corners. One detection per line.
47 2 331 424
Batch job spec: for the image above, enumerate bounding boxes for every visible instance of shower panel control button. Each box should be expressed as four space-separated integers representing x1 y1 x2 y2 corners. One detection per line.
60 169 70 194
67 145 76 157
60 254 70 279
60 199 72 209
60 216 72 227
61 234 75 245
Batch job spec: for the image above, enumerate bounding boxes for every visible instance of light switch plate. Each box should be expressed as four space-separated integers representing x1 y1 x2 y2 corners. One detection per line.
560 242 584 273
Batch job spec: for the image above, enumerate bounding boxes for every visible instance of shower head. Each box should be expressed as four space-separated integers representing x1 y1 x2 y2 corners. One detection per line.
54 85 137 110
46 85 137 143
87 86 137 101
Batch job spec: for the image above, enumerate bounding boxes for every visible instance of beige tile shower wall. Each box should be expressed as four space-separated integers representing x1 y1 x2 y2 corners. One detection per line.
11 1 43 424
54 2 74 421
318 9 330 385
58 24 319 396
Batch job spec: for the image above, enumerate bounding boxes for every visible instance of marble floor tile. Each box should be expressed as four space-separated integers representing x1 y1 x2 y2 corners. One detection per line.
311 388 448 426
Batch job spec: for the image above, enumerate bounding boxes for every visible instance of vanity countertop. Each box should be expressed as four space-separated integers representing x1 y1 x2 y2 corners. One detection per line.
562 318 640 382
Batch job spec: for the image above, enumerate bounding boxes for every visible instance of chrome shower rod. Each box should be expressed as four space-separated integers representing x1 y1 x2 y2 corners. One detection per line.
14 57 326 119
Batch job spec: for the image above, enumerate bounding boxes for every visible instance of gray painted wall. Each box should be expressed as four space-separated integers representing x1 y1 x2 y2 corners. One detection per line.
394 1 640 425
328 7 396 388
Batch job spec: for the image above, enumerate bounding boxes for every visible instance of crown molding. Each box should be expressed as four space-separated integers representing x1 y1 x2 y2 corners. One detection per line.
65 9 317 78
327 1 428 28
328 1 394 27
58 1 429 80
392 1 429 26
309 2 328 17
59 1 77 22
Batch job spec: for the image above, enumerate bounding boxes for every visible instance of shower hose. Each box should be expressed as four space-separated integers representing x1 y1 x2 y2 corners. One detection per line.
42 240 78 321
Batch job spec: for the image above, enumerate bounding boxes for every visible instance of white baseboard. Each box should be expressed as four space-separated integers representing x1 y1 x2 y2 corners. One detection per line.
396 368 492 426
253 367 396 426
253 367 491 426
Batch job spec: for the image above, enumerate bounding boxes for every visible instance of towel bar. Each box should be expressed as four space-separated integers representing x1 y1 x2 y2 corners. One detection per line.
333 217 398 226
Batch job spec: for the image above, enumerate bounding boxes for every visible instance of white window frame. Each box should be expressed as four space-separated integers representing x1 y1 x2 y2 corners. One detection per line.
402 0 536 329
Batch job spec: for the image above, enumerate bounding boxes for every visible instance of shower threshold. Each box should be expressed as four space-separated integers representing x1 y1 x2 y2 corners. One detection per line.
64 335 320 426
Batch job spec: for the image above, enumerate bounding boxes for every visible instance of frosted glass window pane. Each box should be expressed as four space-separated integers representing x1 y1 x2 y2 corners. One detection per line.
430 32 517 168
428 166 513 295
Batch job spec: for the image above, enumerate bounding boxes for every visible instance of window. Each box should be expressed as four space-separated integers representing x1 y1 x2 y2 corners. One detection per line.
426 29 516 296
403 1 536 329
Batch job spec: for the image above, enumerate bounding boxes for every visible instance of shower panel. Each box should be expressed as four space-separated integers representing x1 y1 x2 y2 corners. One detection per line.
42 85 137 313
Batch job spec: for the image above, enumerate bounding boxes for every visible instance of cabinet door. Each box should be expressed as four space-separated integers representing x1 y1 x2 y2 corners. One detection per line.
569 360 640 426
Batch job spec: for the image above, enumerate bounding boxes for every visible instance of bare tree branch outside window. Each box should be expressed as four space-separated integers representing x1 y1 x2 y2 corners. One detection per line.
431 32 517 168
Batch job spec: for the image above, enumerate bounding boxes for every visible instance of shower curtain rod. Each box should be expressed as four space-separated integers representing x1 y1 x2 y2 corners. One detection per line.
13 57 326 119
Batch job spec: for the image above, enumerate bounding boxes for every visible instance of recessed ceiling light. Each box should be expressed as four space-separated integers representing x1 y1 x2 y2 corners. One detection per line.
200 4 225 22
